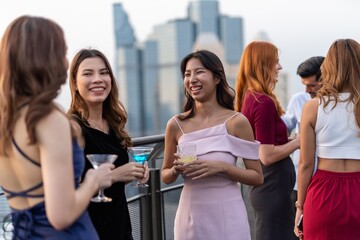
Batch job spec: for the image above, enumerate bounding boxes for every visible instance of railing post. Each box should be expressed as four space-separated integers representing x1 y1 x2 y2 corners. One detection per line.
140 189 151 240
131 135 165 240
149 168 163 240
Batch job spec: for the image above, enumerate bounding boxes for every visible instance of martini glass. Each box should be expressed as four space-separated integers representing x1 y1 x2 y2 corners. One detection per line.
128 147 154 187
86 154 117 203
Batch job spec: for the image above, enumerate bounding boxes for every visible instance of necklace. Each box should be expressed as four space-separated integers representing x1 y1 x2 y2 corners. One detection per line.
88 119 108 134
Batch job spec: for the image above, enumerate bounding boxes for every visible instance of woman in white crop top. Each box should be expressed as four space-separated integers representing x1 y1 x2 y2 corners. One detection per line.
295 39 360 239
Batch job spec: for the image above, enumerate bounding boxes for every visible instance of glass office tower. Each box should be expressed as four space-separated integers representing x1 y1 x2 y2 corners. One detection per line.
114 0 245 137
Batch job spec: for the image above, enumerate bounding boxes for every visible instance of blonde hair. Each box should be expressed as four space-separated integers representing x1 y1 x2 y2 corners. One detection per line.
318 39 360 129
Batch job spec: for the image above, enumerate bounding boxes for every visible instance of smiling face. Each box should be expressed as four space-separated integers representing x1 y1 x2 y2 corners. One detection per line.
75 57 111 107
183 57 219 102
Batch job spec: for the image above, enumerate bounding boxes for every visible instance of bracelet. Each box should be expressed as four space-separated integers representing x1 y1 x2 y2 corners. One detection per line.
172 167 180 176
295 201 303 210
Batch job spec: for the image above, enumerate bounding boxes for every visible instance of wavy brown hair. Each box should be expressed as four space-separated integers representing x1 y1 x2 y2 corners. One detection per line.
67 49 132 147
178 50 235 120
0 16 67 155
235 41 284 116
318 38 360 129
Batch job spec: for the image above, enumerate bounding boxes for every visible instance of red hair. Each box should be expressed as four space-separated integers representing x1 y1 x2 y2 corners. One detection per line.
235 41 284 116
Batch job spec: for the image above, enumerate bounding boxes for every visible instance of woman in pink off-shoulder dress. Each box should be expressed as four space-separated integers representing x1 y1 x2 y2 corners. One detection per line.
161 50 264 240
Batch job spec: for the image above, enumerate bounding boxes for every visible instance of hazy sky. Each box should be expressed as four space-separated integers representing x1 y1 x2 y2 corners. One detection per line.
1 0 359 109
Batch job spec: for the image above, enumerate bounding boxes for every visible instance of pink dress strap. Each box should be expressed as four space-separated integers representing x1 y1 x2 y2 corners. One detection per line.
172 116 184 134
224 112 239 124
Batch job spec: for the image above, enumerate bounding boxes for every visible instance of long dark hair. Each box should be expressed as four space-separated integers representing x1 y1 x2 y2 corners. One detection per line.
178 50 234 120
67 49 132 147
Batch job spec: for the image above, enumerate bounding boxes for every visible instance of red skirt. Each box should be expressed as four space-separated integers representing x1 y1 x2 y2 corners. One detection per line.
303 170 360 240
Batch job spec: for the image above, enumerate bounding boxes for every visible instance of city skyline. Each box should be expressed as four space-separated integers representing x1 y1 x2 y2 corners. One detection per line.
1 0 359 111
114 0 247 136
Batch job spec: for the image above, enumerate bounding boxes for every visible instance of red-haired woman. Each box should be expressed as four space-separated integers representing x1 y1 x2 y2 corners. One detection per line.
235 41 300 240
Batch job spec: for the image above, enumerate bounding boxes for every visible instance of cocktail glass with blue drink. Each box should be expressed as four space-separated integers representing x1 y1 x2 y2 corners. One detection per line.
128 147 153 187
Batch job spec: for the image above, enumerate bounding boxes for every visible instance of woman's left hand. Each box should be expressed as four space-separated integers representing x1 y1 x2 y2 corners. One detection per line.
183 160 224 180
294 208 304 239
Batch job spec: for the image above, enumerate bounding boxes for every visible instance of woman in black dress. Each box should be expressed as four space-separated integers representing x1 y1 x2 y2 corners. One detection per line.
67 49 148 240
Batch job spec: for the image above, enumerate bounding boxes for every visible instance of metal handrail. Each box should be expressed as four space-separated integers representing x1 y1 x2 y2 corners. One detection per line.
132 134 165 146
131 134 165 240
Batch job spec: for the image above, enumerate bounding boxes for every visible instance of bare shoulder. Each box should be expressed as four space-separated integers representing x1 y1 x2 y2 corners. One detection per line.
42 109 68 125
302 98 319 118
165 115 182 140
227 112 254 141
36 108 70 134
304 98 319 110
166 116 179 131
232 112 250 125
302 98 319 126
227 112 251 128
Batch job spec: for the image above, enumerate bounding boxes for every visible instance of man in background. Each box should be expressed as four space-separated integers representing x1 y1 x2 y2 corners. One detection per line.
282 56 325 206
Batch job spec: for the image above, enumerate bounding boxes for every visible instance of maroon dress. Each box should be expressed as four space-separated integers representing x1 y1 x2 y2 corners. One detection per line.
241 91 296 240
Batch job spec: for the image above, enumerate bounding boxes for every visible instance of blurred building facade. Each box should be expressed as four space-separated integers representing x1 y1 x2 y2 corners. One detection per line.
114 0 251 137
113 0 244 137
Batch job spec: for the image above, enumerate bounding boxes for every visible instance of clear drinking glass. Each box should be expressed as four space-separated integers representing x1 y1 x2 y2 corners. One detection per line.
86 154 117 203
128 147 154 187
177 144 197 164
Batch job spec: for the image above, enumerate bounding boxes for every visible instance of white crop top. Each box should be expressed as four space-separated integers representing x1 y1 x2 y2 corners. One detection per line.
315 92 360 159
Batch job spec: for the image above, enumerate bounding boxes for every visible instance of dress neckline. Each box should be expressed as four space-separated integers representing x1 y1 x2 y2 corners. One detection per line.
85 124 110 135
175 113 239 142
181 122 224 135
178 122 228 143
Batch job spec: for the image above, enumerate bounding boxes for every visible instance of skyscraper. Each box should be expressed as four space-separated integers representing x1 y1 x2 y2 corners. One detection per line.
188 0 219 36
114 0 244 137
113 3 136 48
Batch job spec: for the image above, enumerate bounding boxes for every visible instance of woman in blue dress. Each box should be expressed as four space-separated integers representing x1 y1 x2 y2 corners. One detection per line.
0 16 114 239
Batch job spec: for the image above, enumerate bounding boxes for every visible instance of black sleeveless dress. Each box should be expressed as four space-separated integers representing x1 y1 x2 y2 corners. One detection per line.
77 118 133 240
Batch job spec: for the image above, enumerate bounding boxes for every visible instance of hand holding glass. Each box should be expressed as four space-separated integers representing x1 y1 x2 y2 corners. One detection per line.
128 147 153 187
86 154 117 203
177 144 197 164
